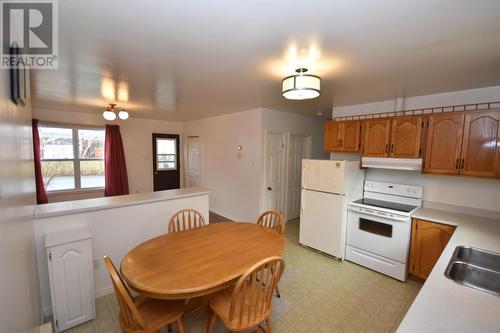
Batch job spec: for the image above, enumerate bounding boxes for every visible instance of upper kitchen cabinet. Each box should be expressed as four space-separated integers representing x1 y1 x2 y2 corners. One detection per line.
324 121 341 152
423 113 465 175
340 120 361 152
324 120 361 152
363 119 391 157
460 110 500 178
390 116 422 158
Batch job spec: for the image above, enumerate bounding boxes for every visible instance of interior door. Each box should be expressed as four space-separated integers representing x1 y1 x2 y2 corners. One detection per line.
264 131 285 213
423 113 465 175
286 134 309 220
363 119 391 157
186 136 201 187
460 110 500 178
153 133 180 191
390 116 422 158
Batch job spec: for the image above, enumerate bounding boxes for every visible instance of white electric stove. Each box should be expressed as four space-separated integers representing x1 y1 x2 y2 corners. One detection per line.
346 181 423 281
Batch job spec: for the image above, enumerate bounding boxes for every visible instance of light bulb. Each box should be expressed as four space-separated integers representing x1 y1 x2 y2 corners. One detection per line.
103 110 116 120
118 110 129 120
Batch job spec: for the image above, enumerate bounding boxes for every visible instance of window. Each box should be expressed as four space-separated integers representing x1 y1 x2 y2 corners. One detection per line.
156 138 177 170
39 125 105 192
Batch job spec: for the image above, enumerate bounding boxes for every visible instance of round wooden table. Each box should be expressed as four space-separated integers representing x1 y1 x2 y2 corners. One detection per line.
120 222 285 300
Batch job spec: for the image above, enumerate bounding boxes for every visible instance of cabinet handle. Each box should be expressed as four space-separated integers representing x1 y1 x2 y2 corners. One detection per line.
340 139 343 147
385 144 389 154
391 143 395 154
461 158 465 170
455 158 459 170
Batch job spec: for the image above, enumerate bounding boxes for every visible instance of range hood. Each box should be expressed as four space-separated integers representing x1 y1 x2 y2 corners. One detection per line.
362 157 422 171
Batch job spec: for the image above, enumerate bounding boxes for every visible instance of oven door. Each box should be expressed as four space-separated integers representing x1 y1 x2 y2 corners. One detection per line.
347 205 411 263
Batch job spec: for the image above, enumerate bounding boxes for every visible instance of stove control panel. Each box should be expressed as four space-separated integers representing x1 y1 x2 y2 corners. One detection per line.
364 181 423 199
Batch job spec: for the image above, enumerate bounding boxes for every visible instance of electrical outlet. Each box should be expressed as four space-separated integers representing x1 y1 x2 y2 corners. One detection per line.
93 258 100 270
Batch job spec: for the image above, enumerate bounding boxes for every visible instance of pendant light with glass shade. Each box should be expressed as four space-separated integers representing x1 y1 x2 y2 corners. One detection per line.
103 103 129 120
282 68 321 100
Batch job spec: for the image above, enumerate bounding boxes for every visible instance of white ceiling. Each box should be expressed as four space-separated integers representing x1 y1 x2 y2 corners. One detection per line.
31 0 500 121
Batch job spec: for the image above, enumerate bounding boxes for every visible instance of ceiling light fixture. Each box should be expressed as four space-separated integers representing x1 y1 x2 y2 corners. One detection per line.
103 103 128 121
282 68 321 100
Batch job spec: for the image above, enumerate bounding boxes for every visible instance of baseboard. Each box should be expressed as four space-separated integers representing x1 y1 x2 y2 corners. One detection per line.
42 306 52 320
38 322 52 333
95 286 115 298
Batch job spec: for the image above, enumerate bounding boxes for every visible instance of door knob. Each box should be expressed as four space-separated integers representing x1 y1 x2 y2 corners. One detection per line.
267 186 272 191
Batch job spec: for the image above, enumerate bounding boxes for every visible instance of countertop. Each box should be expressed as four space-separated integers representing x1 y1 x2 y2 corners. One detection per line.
34 187 210 219
397 207 500 333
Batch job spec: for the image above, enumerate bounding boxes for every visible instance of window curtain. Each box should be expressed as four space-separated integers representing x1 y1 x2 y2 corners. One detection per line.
104 125 129 196
32 119 48 204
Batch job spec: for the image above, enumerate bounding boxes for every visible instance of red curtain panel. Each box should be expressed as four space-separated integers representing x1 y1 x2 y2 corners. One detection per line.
32 119 48 204
104 125 129 196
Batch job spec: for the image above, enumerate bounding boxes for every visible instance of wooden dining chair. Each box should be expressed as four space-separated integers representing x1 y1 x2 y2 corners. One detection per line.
168 208 207 233
256 210 285 235
103 256 186 333
256 210 285 298
207 256 285 333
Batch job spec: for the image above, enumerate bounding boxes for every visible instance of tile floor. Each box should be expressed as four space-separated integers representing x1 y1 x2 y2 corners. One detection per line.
65 219 421 333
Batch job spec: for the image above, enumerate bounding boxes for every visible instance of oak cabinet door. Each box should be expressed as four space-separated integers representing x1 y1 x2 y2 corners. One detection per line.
341 120 361 152
460 110 500 178
409 219 456 280
390 116 422 158
423 113 465 174
363 119 391 157
324 121 341 152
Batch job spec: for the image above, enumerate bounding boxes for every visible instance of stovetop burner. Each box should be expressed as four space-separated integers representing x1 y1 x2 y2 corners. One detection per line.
352 197 418 213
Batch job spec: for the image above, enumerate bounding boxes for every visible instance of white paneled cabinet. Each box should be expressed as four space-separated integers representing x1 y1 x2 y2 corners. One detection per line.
45 226 95 332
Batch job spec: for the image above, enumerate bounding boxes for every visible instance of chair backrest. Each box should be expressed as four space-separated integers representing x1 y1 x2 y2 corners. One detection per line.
256 210 285 235
168 208 207 233
229 256 285 328
103 256 146 331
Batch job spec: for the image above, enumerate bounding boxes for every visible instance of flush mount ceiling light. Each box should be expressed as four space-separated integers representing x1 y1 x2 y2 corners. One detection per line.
282 68 321 100
103 103 129 121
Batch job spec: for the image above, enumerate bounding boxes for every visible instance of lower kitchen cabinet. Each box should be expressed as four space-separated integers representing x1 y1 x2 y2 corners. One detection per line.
46 226 95 332
409 218 456 280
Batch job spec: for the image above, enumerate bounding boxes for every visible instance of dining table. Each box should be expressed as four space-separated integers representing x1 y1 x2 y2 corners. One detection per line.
120 221 286 300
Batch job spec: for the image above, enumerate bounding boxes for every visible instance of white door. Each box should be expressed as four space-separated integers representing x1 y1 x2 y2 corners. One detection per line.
302 159 346 194
186 136 201 187
286 134 310 219
264 131 285 213
48 239 94 332
299 189 346 258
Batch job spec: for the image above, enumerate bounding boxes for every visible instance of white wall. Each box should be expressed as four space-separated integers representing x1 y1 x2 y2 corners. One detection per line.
331 85 500 214
183 109 264 221
0 72 41 330
262 108 327 160
32 108 183 198
34 192 209 314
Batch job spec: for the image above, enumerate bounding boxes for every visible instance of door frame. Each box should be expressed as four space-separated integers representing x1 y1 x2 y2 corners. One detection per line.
284 131 312 221
185 135 201 187
261 129 312 222
261 129 287 218
152 133 181 191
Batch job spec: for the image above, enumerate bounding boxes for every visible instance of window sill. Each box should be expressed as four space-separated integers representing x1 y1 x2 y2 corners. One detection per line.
47 188 105 203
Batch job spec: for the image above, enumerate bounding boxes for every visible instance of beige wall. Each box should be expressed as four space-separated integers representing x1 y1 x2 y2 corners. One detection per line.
331 85 500 214
0 71 41 330
32 108 183 200
183 109 264 221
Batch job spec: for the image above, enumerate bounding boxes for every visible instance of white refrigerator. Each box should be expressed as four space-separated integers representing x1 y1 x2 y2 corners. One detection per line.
299 159 364 259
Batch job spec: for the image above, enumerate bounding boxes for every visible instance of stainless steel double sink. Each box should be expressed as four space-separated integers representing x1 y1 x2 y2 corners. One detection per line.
445 246 500 296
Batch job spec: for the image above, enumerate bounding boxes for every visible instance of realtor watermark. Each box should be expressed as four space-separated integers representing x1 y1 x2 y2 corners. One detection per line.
1 0 58 69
